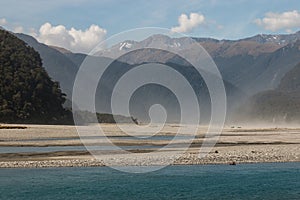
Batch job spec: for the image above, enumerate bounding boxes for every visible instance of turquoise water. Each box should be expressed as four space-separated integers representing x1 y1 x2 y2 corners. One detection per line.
0 162 299 199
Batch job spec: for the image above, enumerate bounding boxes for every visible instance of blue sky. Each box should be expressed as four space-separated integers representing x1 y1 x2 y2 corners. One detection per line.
1 0 299 52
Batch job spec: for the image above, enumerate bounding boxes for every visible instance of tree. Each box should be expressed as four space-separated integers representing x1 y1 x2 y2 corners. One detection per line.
0 29 71 124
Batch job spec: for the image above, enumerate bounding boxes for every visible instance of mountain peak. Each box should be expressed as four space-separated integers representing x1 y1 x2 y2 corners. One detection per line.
150 33 171 39
241 31 300 45
142 34 173 45
50 45 73 54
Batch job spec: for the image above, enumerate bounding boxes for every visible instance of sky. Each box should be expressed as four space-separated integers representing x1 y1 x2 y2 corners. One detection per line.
0 0 300 53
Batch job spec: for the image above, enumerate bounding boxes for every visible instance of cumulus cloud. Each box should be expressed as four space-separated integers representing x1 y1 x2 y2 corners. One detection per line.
171 13 205 33
255 10 300 32
35 23 107 53
0 18 7 26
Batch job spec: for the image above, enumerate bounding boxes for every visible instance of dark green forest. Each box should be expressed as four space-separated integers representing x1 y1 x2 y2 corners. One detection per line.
0 29 134 124
0 29 72 124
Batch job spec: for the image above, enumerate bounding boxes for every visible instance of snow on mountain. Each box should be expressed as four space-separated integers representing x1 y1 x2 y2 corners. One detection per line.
119 42 133 50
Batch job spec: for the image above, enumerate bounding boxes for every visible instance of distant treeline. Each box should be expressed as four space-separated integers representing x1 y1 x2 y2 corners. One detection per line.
73 111 135 125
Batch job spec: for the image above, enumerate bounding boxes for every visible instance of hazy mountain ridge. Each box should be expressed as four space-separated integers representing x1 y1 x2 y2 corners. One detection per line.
236 62 300 123
97 31 300 59
278 62 300 92
216 39 300 94
18 32 300 98
93 57 243 123
15 33 79 98
240 31 300 45
95 32 300 95
13 31 300 123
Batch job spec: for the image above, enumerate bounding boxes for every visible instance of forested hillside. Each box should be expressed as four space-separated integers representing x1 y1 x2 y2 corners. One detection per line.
0 29 71 124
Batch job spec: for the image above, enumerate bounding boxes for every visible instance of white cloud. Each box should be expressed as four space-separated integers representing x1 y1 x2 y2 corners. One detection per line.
28 28 37 37
0 18 23 33
13 26 24 33
171 13 205 33
35 23 107 53
255 10 300 32
0 18 7 26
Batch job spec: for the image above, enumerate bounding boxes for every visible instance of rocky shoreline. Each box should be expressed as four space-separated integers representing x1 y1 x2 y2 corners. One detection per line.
1 145 299 168
1 158 299 169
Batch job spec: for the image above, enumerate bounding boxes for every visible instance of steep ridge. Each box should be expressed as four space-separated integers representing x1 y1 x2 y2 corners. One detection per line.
0 29 71 124
235 62 300 123
15 33 79 97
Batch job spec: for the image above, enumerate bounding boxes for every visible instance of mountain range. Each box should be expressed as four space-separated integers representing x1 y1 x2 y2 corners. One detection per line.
96 32 300 95
235 62 300 123
13 30 300 123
